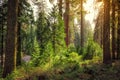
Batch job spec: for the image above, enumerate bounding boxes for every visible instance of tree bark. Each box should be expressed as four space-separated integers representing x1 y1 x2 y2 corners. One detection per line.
16 22 21 66
16 2 22 66
112 0 116 60
64 0 69 47
80 0 84 48
103 0 111 64
117 0 120 59
3 0 18 77
0 4 4 68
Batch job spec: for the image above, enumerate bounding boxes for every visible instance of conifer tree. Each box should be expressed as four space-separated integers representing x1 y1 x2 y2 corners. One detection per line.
49 6 66 54
36 11 50 54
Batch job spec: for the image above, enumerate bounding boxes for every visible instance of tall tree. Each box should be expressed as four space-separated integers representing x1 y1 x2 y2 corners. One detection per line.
112 0 116 60
0 2 4 68
0 0 7 69
80 0 84 48
16 1 22 66
36 11 50 54
117 0 120 59
3 0 18 77
49 6 66 54
103 0 111 64
64 0 70 47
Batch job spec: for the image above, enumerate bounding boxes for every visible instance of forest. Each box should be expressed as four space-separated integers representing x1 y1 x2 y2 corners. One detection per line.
0 0 120 80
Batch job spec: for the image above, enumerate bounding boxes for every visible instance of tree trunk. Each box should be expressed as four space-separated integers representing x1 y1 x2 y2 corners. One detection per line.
64 0 69 47
3 0 18 77
117 0 120 59
16 3 22 66
80 0 84 48
112 0 116 60
0 4 4 68
103 0 111 64
16 22 21 66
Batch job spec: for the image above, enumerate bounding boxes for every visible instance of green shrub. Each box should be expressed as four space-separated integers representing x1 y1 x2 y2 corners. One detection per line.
68 44 77 53
31 42 53 67
82 39 103 60
51 52 82 71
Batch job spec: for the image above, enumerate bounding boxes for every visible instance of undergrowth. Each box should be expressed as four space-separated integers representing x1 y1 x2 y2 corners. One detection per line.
0 40 104 80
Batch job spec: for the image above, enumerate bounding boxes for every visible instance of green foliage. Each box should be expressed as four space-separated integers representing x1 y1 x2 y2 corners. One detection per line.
49 52 82 71
48 5 66 54
2 70 21 80
67 52 83 62
31 42 53 66
36 11 51 54
21 25 36 55
82 39 103 60
31 5 66 67
18 0 33 24
21 62 33 74
18 0 35 55
31 11 52 66
68 44 77 53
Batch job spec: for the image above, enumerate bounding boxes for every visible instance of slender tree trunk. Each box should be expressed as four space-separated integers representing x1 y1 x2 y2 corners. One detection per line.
0 5 4 68
117 0 120 59
16 22 21 66
103 0 111 64
3 0 18 77
1 15 4 68
64 0 69 47
112 0 116 60
16 3 22 66
81 0 84 48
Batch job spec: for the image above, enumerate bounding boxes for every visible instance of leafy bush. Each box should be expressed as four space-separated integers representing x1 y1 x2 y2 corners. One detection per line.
82 39 103 60
50 52 82 71
67 52 83 63
68 44 77 53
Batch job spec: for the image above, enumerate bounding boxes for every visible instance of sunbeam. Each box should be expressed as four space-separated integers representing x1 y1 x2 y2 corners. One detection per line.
84 0 103 30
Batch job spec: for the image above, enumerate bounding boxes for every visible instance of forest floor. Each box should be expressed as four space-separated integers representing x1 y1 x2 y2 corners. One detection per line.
1 55 120 80
14 60 120 80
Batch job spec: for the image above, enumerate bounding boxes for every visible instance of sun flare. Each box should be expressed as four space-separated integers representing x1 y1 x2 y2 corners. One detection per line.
83 0 103 30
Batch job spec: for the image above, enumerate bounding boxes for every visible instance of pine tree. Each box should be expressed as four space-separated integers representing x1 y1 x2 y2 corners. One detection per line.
19 0 35 55
36 11 50 54
49 6 66 54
